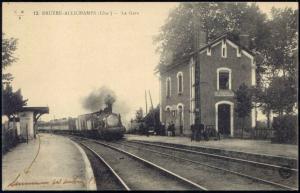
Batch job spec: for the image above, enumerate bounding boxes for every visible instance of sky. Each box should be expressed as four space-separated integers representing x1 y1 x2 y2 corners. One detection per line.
2 2 298 124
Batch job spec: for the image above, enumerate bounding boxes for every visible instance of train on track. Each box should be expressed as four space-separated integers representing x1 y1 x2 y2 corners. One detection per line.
37 103 126 140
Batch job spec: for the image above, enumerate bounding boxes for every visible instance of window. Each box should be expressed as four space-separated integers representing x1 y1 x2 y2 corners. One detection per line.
178 75 183 93
178 106 183 119
217 68 231 90
219 72 229 90
165 106 171 116
166 77 171 98
177 72 183 94
172 110 176 117
207 47 211 56
221 40 227 58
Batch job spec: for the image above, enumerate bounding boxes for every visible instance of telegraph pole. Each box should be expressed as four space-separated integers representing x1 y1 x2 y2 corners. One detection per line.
145 90 148 115
148 90 154 110
193 7 201 126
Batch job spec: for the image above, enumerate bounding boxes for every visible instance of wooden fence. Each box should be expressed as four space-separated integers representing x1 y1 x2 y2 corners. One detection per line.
2 125 19 154
234 128 275 139
203 125 274 140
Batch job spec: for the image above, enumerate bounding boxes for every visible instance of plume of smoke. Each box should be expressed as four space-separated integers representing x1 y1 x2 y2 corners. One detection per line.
82 86 116 112
82 86 131 125
104 94 115 106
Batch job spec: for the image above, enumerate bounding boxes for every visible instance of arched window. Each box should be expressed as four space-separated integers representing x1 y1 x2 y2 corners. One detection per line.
217 68 231 90
166 106 171 114
166 77 171 98
222 40 227 58
177 72 183 94
172 110 176 117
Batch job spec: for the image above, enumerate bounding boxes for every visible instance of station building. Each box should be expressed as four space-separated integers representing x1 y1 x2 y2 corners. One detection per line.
158 32 256 137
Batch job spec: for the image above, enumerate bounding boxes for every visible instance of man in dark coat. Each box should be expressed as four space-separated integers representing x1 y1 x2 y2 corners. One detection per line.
194 124 200 141
170 121 175 136
191 124 195 141
201 123 209 141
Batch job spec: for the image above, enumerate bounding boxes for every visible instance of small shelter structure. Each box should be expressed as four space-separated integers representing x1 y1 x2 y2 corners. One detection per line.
18 107 49 140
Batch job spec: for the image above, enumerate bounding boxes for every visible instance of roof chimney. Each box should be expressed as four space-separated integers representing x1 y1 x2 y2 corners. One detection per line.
193 21 208 50
198 30 208 48
239 34 250 49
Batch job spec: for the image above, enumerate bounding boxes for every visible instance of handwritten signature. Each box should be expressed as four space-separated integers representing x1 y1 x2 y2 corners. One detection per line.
8 176 96 187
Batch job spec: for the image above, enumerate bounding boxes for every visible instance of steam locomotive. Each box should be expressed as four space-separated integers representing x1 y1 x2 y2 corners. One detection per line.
82 109 126 140
37 103 126 140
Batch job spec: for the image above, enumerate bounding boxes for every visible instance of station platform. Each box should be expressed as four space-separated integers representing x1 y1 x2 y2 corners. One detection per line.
2 133 96 190
125 134 298 166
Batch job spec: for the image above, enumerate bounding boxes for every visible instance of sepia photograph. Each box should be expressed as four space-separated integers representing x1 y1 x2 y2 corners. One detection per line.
2 2 298 191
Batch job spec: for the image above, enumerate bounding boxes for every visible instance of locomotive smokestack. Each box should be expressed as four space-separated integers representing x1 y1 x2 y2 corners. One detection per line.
104 94 115 113
82 86 131 126
106 103 112 113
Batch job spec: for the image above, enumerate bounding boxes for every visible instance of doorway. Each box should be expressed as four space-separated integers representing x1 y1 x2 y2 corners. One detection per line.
218 104 231 135
178 105 183 135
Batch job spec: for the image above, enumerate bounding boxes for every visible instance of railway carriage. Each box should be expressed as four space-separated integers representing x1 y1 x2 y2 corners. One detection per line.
37 105 126 140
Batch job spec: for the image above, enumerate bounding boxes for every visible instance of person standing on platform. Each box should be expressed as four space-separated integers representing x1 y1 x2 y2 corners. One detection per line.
166 122 170 136
170 121 175 136
195 124 200 141
191 124 195 141
161 123 166 136
200 123 206 141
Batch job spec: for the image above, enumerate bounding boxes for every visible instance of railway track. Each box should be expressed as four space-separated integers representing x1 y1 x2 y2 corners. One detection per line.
113 140 298 190
64 134 297 190
71 136 207 190
129 140 298 170
78 141 129 190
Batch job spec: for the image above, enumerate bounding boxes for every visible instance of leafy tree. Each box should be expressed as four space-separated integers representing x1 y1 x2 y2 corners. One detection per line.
2 34 27 120
265 8 298 78
2 34 18 69
256 8 298 119
2 84 28 119
2 34 18 86
154 2 269 81
251 76 297 127
250 86 272 128
266 76 297 116
2 73 14 86
155 3 298 125
235 83 253 137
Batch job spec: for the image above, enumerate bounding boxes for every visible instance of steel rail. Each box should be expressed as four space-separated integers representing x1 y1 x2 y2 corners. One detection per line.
118 141 297 191
75 140 130 191
65 135 297 190
91 140 208 191
130 140 298 172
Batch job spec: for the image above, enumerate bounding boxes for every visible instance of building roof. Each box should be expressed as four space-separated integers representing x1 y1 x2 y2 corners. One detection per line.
20 107 49 114
155 32 255 74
